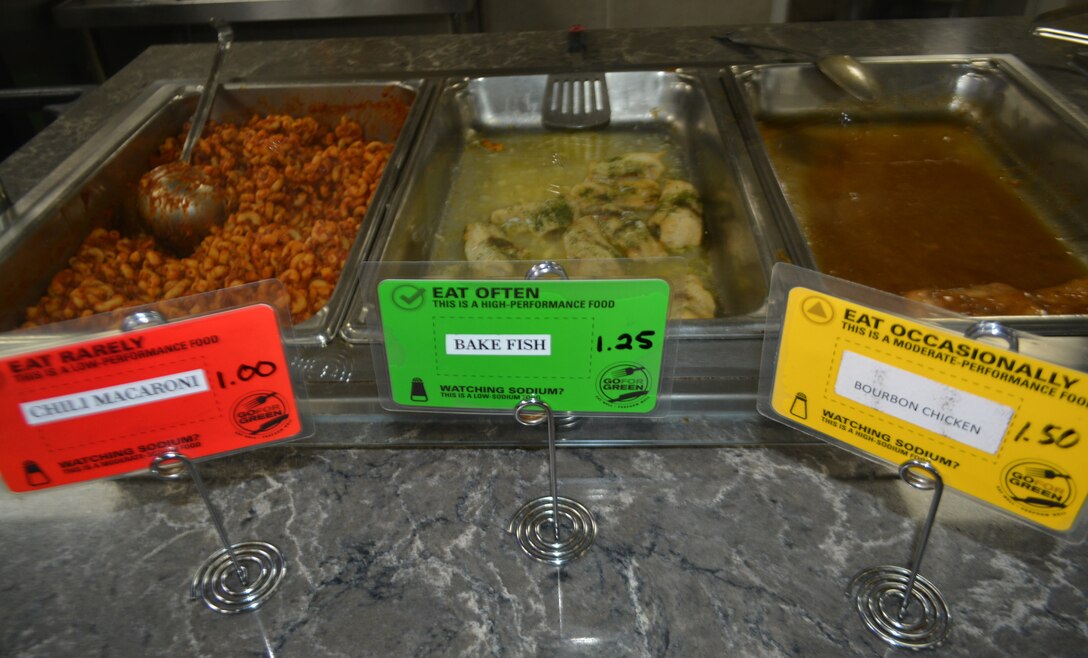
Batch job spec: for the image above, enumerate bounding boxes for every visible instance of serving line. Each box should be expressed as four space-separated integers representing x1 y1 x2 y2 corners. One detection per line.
0 18 1086 656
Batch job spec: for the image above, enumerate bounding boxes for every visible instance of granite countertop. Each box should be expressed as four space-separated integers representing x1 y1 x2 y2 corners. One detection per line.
2 16 1087 657
3 443 1085 656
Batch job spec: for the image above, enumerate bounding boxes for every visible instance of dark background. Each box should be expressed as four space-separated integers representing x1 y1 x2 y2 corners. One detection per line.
0 0 1038 162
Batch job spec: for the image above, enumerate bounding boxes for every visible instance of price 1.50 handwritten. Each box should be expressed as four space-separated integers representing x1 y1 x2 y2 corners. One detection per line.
1013 421 1080 449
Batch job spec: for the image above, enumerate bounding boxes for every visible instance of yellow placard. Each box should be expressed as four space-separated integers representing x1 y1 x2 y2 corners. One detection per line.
771 287 1087 532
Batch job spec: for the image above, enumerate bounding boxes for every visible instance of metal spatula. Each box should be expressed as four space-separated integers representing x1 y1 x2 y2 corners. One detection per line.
543 26 610 130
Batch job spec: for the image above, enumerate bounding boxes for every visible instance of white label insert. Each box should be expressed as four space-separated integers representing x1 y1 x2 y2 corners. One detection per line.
20 369 210 426
834 350 1013 454
445 334 551 356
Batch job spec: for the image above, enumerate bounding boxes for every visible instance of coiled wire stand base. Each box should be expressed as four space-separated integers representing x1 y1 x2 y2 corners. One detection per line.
191 541 287 614
846 328 1018 650
849 460 951 651
150 452 287 615
849 566 950 650
506 394 596 566
508 495 597 565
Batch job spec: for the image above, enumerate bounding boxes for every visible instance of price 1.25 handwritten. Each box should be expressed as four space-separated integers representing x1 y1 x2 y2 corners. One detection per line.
596 330 655 353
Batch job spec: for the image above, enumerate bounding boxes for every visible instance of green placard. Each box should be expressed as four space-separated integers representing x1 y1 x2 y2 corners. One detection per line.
377 279 670 414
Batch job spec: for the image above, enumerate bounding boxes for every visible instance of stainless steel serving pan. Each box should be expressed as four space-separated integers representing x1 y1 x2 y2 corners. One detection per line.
0 79 429 346
722 54 1088 338
342 70 785 351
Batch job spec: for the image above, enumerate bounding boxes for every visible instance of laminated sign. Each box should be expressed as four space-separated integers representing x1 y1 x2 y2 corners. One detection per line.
765 285 1088 532
377 278 671 414
0 304 302 492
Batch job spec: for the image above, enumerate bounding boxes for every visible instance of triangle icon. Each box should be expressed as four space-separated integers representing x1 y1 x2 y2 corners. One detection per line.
805 299 830 320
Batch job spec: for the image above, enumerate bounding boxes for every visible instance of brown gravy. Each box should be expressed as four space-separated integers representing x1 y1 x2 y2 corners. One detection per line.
759 119 1088 294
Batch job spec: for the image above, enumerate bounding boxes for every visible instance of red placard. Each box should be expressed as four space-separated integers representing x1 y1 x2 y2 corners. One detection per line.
0 304 303 492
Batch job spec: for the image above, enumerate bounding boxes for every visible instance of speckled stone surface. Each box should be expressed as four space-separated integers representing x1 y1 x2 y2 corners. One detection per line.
0 444 1084 656
0 443 1083 652
2 16 1088 657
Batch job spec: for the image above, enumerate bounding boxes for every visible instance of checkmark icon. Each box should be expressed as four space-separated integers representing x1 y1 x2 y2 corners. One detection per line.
393 284 426 311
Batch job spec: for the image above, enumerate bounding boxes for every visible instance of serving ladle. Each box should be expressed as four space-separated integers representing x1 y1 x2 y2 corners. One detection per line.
713 34 878 103
137 21 233 254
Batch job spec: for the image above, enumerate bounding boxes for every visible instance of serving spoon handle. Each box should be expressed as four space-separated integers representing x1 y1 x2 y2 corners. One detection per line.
181 21 234 164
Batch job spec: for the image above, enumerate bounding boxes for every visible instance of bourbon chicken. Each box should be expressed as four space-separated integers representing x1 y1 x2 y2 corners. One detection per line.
23 113 393 327
905 278 1088 316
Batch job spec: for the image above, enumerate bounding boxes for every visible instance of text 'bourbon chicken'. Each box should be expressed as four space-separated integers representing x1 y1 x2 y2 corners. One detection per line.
23 113 394 327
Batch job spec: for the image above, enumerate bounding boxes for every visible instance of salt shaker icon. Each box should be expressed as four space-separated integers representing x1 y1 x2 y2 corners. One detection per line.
789 392 808 419
24 460 50 487
410 377 428 402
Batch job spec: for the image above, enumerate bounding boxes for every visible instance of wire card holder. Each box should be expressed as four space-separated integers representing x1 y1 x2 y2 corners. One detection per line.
366 259 678 565
0 281 312 614
506 395 597 565
848 460 950 649
758 263 1088 650
507 263 596 564
151 452 287 613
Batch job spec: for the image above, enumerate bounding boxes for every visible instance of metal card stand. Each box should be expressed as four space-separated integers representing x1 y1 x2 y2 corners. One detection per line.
150 452 287 614
848 323 1021 650
848 460 951 650
128 308 287 614
505 260 597 564
0 294 304 620
372 259 669 563
506 395 597 565
759 267 1088 650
